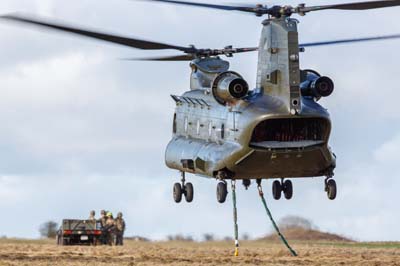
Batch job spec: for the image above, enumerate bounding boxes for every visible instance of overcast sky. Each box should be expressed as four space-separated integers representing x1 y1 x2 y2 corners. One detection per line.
0 0 400 242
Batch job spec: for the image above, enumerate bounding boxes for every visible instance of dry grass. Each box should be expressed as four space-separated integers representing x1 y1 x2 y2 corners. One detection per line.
0 238 399 266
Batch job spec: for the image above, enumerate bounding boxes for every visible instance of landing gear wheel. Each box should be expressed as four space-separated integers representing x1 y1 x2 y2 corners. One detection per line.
173 183 182 203
184 182 194 203
217 182 228 203
283 180 293 200
326 179 337 200
272 180 282 200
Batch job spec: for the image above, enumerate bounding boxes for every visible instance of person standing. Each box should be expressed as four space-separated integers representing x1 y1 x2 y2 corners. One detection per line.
105 212 116 245
99 210 107 227
99 210 108 245
88 210 96 221
115 212 126 246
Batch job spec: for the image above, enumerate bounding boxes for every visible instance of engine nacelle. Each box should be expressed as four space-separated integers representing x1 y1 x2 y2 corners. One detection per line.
301 70 334 99
212 71 249 105
310 76 334 98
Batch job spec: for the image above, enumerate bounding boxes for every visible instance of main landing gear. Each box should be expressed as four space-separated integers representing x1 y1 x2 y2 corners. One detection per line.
325 176 337 200
215 170 231 203
173 172 194 203
217 181 228 203
272 179 293 200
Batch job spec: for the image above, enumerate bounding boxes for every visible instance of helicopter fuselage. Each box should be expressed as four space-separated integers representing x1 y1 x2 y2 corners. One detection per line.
165 88 336 180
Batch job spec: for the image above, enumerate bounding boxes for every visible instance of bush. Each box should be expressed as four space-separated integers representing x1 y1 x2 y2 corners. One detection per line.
278 216 316 230
39 221 58 239
202 233 215 242
242 233 251 241
166 234 194 242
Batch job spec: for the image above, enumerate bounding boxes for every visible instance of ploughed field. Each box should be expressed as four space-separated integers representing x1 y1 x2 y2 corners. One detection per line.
0 239 399 266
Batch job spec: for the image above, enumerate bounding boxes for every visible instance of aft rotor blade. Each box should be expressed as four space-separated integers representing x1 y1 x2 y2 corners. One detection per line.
1 13 192 52
123 54 195 61
300 0 400 13
300 34 400 48
140 0 260 13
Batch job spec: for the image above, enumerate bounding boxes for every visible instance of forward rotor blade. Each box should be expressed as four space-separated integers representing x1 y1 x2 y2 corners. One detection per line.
230 47 259 53
123 54 195 61
300 34 400 47
124 47 258 61
140 0 259 13
0 13 191 52
300 0 400 13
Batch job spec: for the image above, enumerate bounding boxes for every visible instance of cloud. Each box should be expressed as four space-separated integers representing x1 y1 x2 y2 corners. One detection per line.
0 176 29 205
374 133 400 164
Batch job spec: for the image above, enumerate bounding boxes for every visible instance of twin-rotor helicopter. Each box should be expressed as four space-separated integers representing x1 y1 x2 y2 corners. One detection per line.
2 0 400 204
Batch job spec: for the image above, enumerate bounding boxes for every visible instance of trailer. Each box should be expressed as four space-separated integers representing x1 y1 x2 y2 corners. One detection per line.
56 219 102 246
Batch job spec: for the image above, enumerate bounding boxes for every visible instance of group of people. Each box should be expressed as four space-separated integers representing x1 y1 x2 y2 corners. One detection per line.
89 210 126 246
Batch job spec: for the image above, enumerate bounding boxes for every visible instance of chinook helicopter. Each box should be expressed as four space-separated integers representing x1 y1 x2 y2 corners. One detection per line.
2 0 400 204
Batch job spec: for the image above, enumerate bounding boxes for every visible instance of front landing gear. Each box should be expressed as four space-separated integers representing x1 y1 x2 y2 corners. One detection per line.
173 172 194 203
272 179 293 200
217 182 228 203
325 177 337 200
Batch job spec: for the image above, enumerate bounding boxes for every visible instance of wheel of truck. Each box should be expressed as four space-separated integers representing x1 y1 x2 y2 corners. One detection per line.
62 238 69 246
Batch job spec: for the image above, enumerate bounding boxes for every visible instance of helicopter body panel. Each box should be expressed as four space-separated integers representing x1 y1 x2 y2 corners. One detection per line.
165 88 336 179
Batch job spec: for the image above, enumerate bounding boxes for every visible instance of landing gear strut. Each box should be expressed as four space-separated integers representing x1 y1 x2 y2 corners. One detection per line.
325 176 337 200
272 179 293 200
173 172 194 203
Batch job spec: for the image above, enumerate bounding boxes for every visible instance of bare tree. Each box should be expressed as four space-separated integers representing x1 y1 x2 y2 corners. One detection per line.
203 233 215 242
241 233 251 241
278 216 316 230
166 234 194 242
223 236 233 242
39 221 58 238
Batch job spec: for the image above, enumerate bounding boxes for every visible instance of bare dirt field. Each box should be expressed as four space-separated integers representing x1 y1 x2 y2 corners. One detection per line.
0 239 399 266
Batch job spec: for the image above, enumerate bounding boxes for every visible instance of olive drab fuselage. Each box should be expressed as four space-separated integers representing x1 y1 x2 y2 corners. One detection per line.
165 17 336 180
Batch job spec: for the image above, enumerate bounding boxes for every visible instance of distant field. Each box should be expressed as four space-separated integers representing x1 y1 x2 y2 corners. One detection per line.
0 238 399 266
